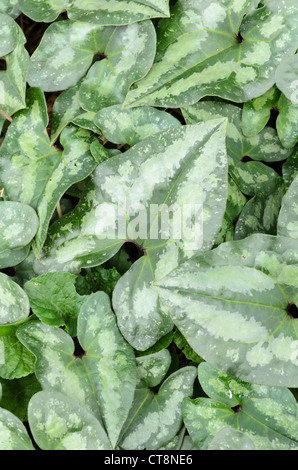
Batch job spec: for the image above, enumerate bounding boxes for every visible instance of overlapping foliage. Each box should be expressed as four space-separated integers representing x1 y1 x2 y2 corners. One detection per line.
0 0 298 451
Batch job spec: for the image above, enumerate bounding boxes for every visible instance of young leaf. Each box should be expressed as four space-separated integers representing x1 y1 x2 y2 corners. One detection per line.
136 349 172 388
124 0 298 108
50 82 98 144
0 334 35 380
28 391 112 450
24 272 87 336
156 234 298 387
183 363 298 450
241 85 281 137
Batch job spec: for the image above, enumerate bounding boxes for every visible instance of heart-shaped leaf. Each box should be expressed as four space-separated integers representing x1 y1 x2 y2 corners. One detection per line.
78 21 156 113
183 363 298 450
17 291 137 447
156 234 298 387
34 119 228 350
19 0 170 25
124 0 298 108
28 20 156 95
241 85 298 148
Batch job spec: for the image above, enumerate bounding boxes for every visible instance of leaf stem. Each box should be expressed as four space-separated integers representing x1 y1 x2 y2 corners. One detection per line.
0 109 12 122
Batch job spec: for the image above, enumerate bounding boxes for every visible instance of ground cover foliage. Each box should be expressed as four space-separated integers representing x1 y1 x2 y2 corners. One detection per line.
0 0 298 451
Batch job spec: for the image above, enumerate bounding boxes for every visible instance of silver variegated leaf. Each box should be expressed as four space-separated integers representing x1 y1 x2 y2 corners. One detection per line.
94 105 181 146
0 201 39 269
34 120 228 350
28 391 112 450
124 0 298 108
0 87 99 256
0 407 34 450
17 291 137 448
78 21 156 113
183 363 298 450
28 19 156 97
19 0 170 25
156 234 298 387
119 366 196 450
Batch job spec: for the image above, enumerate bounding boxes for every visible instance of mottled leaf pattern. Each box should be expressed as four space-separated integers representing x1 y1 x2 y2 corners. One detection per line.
124 0 298 108
0 16 29 116
19 0 170 24
28 391 111 450
0 407 34 450
182 100 289 237
183 363 298 450
0 0 20 18
0 88 99 255
119 366 196 450
17 291 137 447
33 120 228 351
156 234 298 387
28 20 156 97
94 105 181 146
0 202 39 269
0 273 30 327
78 21 156 113
1 0 298 452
